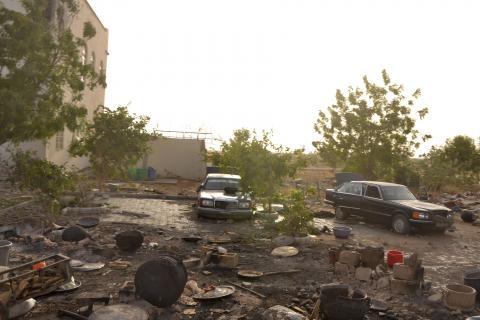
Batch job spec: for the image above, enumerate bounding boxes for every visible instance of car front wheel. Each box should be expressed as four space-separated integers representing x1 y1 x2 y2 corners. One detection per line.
392 214 411 234
335 207 349 220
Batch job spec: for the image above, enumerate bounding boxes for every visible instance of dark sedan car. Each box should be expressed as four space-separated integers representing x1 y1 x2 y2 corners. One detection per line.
325 181 454 234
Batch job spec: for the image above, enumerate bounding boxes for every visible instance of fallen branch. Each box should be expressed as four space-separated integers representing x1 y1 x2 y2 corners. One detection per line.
225 281 266 299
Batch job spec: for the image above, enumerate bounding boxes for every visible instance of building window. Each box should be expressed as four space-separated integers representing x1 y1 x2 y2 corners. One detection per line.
90 51 96 67
81 45 88 66
55 130 64 151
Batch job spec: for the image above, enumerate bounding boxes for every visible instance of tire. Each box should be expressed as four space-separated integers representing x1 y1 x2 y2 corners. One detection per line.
392 214 411 234
335 207 349 220
432 227 447 234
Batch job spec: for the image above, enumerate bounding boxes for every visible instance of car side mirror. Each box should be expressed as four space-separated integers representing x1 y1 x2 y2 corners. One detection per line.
196 184 203 192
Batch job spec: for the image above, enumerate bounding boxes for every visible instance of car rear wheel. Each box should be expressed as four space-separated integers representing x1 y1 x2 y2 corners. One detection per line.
335 207 349 220
392 214 411 234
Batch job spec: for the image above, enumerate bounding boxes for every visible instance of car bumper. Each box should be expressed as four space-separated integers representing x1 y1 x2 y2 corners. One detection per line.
197 207 253 219
409 217 454 229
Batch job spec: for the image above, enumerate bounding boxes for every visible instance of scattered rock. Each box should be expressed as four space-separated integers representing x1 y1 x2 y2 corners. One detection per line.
338 250 361 267
376 276 390 289
272 235 295 246
263 305 307 320
355 267 372 282
427 293 443 304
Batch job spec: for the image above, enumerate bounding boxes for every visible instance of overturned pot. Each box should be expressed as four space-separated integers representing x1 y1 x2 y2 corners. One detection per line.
134 256 187 307
62 226 89 243
115 230 144 253
464 269 480 301
321 284 370 320
444 284 476 312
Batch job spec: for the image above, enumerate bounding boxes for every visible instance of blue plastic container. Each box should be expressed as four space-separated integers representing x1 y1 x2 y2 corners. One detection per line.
147 167 156 180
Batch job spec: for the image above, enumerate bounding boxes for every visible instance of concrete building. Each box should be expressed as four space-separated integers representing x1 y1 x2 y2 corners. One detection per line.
0 0 108 169
140 137 207 181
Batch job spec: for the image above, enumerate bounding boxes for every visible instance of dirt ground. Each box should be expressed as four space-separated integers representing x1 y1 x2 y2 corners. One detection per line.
2 191 480 319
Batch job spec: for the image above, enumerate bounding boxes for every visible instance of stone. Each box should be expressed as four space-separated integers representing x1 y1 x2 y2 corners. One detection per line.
334 262 350 276
119 281 135 303
212 253 239 268
359 246 384 269
182 258 201 269
403 253 419 267
338 250 361 267
273 235 295 246
376 276 390 289
393 264 417 281
263 305 307 320
185 280 202 295
355 267 372 282
148 242 159 249
390 277 419 295
427 293 443 304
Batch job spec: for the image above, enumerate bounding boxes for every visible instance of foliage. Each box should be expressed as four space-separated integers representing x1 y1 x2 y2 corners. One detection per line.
276 188 315 236
6 151 74 212
0 0 105 145
420 136 480 191
313 70 430 180
69 106 155 186
213 129 307 210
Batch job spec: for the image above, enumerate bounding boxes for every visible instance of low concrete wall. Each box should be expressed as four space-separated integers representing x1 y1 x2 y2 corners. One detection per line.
141 138 207 180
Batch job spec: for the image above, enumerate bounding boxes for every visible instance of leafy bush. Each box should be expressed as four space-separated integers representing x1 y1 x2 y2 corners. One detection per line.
7 151 74 212
277 189 315 236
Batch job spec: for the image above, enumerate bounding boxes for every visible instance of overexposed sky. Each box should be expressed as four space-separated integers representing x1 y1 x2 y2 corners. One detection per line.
88 0 480 153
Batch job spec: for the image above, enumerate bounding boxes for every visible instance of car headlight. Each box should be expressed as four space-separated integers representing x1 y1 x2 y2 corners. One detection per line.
412 211 429 220
200 199 214 207
238 201 251 209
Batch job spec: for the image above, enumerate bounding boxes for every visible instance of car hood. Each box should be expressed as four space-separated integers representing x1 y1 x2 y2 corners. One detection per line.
200 190 249 201
390 200 450 211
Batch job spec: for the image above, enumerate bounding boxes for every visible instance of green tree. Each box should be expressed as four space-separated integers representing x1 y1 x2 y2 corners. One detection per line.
420 135 480 190
313 70 430 180
6 151 74 213
277 188 315 236
419 146 455 192
215 129 307 211
69 106 155 187
0 0 105 145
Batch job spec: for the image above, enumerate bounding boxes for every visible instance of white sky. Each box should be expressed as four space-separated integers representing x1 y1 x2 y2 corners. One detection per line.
88 0 480 153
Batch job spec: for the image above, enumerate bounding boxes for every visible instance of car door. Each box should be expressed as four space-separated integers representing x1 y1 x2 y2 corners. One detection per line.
362 185 390 222
333 182 362 214
345 182 363 214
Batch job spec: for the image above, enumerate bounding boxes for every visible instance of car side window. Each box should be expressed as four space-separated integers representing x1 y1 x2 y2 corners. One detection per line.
350 183 362 195
365 185 382 199
337 183 350 193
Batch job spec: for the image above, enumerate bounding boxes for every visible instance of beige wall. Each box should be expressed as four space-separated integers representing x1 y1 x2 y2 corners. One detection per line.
46 0 109 169
141 138 207 180
0 0 108 170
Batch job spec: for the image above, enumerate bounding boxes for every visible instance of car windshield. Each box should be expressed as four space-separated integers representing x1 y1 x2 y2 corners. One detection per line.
203 178 241 191
381 186 417 200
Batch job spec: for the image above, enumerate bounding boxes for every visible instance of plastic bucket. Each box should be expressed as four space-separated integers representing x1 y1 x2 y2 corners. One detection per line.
136 168 148 181
387 250 403 268
0 240 12 266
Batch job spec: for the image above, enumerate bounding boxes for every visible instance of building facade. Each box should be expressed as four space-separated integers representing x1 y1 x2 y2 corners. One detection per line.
0 0 108 169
